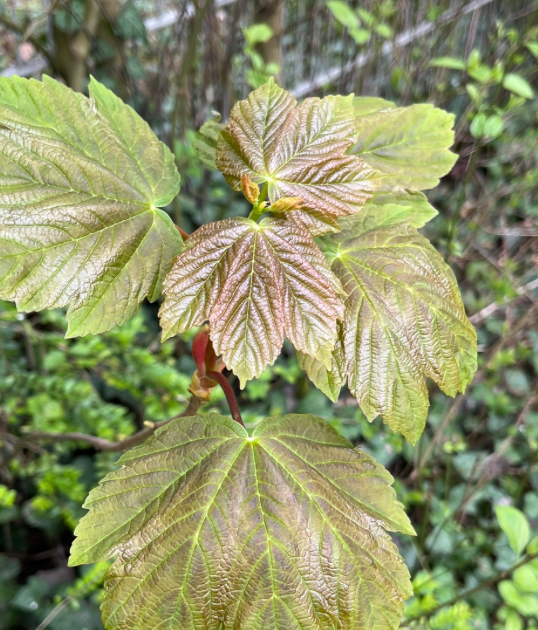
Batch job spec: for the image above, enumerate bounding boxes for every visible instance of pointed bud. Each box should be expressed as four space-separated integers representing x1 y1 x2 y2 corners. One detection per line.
270 197 303 214
241 174 260 204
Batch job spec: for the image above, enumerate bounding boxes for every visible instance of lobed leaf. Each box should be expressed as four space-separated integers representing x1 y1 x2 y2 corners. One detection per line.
192 117 226 170
305 224 477 443
338 187 438 234
159 217 343 386
216 79 378 235
353 96 396 117
351 101 457 189
0 76 182 336
70 413 414 630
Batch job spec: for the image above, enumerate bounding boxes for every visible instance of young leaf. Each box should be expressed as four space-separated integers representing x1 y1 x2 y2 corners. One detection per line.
192 116 225 169
502 73 535 100
496 505 531 556
327 1 360 30
0 76 182 337
429 57 466 70
305 224 477 443
160 217 343 386
350 102 457 189
340 187 438 233
70 413 414 630
353 96 396 117
216 79 378 235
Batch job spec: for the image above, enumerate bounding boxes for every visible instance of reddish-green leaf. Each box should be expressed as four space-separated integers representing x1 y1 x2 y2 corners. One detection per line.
160 217 343 386
70 413 414 630
304 224 477 443
216 79 378 235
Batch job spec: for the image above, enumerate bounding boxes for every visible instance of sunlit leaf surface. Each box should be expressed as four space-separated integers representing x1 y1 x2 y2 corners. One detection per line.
160 217 343 386
351 100 457 189
192 117 225 170
0 76 181 336
216 79 378 235
305 224 477 443
70 413 414 630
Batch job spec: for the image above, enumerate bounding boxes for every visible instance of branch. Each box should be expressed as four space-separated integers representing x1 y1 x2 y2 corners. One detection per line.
402 550 538 624
27 395 203 452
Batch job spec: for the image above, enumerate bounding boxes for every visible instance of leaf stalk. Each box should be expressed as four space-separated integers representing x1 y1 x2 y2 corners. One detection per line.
206 371 245 427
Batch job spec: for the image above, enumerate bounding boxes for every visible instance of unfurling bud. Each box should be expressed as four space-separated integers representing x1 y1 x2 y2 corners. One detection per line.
241 174 260 204
270 197 303 214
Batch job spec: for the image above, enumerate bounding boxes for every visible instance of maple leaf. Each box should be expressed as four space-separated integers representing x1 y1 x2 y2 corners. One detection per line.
160 217 343 386
216 79 378 235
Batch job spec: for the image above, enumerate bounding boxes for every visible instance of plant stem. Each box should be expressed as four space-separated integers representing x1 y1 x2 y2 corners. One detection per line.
27 394 203 452
206 371 244 427
248 182 269 222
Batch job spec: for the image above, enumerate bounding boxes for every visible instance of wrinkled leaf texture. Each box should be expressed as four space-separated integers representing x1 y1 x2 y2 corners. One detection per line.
0 76 181 336
300 222 477 443
192 117 225 170
216 79 378 235
70 413 414 630
160 217 343 386
351 97 457 190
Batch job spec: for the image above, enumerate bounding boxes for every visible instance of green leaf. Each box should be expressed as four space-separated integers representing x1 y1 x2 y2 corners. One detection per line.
243 23 273 46
499 580 538 616
374 24 392 39
305 224 477 443
160 217 344 386
216 79 378 235
470 112 487 139
70 413 414 630
192 116 225 169
338 187 438 233
526 41 538 59
483 114 504 139
429 57 466 70
467 64 492 84
350 28 371 44
296 329 345 402
326 1 360 29
353 96 396 117
496 505 531 555
513 564 538 593
502 73 535 99
351 103 457 189
0 76 182 337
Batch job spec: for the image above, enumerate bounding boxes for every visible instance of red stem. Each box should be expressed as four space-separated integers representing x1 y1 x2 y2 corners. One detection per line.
206 371 244 427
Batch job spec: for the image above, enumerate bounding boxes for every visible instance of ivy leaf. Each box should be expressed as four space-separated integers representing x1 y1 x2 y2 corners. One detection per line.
351 101 457 189
216 79 378 235
160 217 343 386
306 224 477 443
0 76 181 337
192 116 225 169
70 413 414 630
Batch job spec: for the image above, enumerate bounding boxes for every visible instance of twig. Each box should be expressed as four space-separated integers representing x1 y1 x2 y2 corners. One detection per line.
402 550 538 624
27 395 203 452
470 278 538 324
